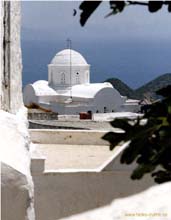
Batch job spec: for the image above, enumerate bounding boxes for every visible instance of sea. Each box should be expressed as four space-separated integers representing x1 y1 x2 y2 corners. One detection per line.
21 39 171 89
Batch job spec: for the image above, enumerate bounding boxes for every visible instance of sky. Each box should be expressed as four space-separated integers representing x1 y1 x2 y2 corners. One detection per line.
21 1 171 42
21 1 171 88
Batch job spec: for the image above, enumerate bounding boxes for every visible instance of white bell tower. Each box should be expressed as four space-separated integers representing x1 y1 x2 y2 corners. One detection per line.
48 45 90 90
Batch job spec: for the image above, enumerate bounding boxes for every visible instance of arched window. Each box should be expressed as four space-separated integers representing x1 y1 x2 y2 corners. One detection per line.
61 73 65 84
76 72 80 84
104 107 107 113
86 71 89 82
49 70 52 84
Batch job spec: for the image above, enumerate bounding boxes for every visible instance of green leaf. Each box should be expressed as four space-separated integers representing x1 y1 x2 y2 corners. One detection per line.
148 1 163 13
110 118 132 131
156 85 171 97
152 170 171 184
102 132 126 150
131 163 156 180
110 1 125 13
79 1 102 26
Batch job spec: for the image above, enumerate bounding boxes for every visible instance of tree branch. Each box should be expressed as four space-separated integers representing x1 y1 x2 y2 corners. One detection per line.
127 1 149 6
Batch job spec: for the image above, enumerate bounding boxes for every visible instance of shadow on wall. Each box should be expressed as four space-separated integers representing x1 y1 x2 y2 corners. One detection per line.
31 129 155 220
32 167 155 220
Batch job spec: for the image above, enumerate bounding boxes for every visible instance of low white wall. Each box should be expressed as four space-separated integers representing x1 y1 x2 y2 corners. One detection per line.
30 129 155 220
59 182 171 220
32 166 155 220
122 103 140 113
31 143 155 220
93 112 141 121
30 129 109 145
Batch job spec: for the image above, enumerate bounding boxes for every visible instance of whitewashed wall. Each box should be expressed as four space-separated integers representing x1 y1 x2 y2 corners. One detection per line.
10 1 23 113
93 87 125 113
59 182 171 220
0 1 3 108
30 129 155 220
32 161 155 220
1 110 35 220
48 65 90 88
0 2 35 220
0 1 23 113
30 129 109 145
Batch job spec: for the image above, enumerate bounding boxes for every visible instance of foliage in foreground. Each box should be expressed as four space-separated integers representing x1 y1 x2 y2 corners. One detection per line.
78 1 171 184
103 85 171 184
78 1 171 26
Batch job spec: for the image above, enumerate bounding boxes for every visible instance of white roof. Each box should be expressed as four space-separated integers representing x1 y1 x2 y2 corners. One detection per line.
126 99 140 103
30 81 114 99
50 49 88 66
32 80 57 96
71 83 113 98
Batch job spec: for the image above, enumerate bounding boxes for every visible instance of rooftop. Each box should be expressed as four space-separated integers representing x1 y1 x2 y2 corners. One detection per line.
50 49 88 66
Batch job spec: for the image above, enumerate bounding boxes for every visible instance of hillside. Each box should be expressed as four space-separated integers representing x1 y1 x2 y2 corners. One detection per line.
105 78 137 99
105 73 171 100
135 73 171 100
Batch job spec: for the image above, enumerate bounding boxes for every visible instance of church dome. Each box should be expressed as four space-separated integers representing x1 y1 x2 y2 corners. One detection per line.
51 49 88 66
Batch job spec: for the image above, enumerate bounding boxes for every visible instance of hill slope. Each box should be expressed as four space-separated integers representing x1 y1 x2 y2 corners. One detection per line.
105 73 171 100
135 73 171 100
105 78 137 99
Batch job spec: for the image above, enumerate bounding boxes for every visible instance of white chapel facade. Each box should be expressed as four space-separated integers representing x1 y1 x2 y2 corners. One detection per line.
23 49 127 115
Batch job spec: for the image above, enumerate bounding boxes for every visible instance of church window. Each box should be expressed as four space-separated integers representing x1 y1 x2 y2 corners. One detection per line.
61 73 65 84
104 107 107 113
87 71 89 81
76 72 80 84
49 70 53 84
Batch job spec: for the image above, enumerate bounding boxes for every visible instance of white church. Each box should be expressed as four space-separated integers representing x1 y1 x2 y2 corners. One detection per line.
23 48 138 115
